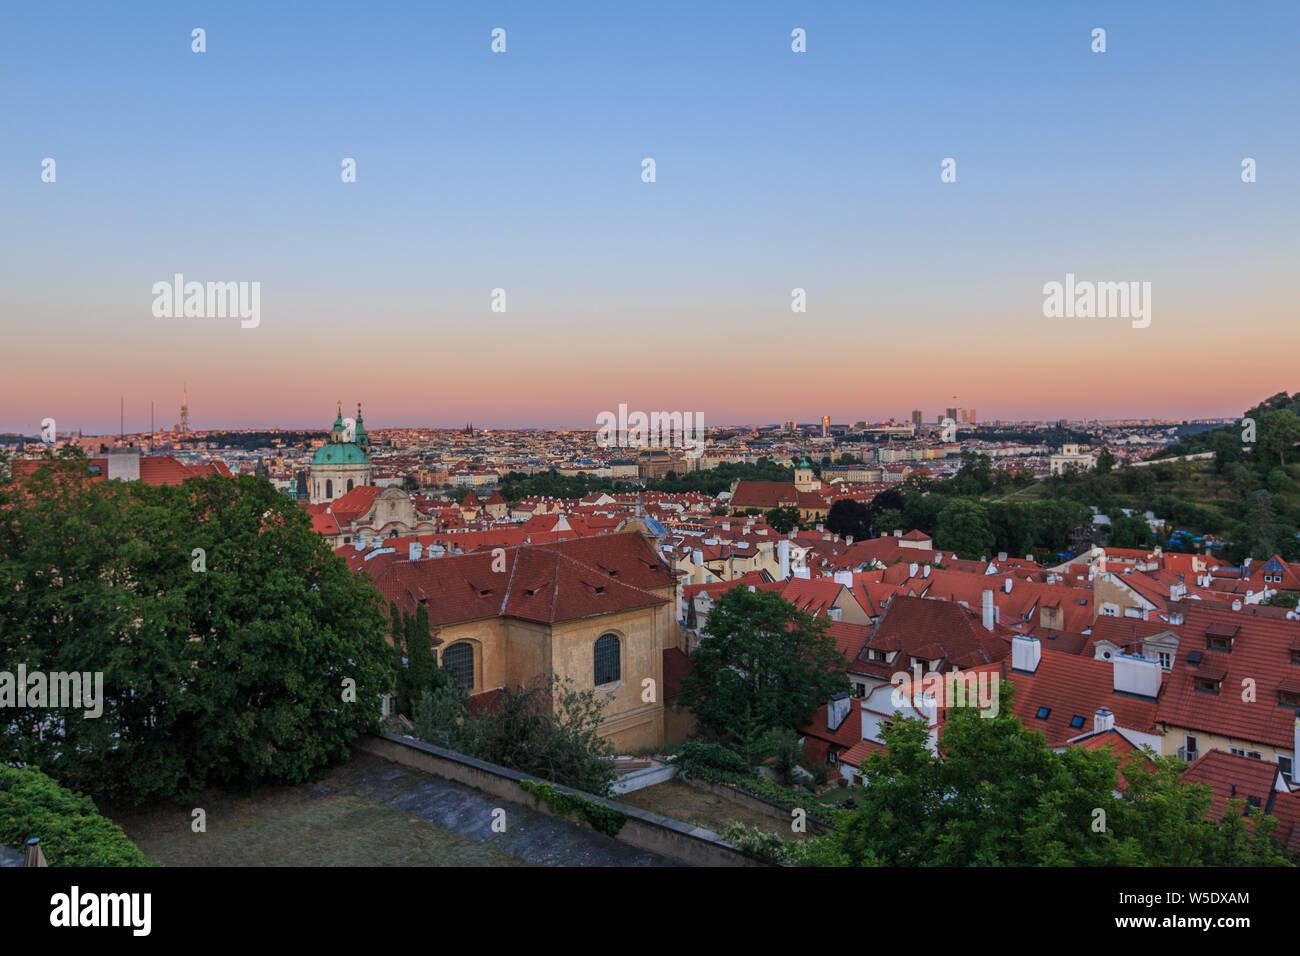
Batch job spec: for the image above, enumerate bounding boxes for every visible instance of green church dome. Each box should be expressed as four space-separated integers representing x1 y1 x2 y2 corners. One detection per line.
312 442 369 465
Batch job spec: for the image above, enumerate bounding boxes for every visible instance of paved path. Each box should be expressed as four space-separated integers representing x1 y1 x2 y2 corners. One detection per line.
336 752 674 866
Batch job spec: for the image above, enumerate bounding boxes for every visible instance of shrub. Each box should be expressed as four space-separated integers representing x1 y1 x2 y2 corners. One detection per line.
0 765 149 866
519 779 627 837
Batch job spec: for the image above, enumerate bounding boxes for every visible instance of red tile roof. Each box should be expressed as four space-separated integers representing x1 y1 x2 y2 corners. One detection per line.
1006 648 1160 746
852 595 1009 677
1155 605 1300 749
1180 749 1299 846
364 532 673 627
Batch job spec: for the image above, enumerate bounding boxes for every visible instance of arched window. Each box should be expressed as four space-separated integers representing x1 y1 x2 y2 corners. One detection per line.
594 633 621 686
347 479 354 492
326 479 333 499
443 642 474 690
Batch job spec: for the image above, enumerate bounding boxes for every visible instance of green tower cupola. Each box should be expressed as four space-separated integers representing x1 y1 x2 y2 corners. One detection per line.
354 403 369 447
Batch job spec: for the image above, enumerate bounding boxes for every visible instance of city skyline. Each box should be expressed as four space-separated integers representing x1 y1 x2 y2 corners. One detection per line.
3 390 1248 438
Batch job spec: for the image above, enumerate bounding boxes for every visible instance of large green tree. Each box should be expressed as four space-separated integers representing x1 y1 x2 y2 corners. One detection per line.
765 505 801 534
0 455 391 804
830 683 1292 866
934 497 995 559
679 588 849 743
825 498 872 541
1107 513 1152 549
1257 409 1300 469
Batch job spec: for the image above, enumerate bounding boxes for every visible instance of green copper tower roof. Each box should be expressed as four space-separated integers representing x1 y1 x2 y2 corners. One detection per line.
313 402 370 465
311 442 370 465
354 404 369 445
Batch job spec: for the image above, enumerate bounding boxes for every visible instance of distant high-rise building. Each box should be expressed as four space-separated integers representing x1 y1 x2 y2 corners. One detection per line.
821 415 830 437
911 410 923 428
178 383 190 433
946 407 958 422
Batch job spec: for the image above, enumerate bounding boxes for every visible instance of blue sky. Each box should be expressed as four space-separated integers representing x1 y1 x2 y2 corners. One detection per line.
1 1 1296 431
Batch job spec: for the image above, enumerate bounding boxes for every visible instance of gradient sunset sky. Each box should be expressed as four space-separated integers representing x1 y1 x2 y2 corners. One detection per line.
2 0 1297 434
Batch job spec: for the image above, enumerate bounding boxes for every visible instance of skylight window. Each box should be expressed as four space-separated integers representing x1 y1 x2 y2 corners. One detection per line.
1069 715 1085 729
1035 707 1050 720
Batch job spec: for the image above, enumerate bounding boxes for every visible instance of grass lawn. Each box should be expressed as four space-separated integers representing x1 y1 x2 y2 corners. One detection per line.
113 769 527 867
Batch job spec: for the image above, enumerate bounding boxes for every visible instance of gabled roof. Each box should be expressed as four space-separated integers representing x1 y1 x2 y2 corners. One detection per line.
326 485 385 524
853 595 1009 676
1181 749 1300 846
729 480 800 509
1007 647 1160 746
1156 605 1300 748
365 532 673 627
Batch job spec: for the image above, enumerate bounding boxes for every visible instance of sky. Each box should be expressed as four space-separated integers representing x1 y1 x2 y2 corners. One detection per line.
1 0 1297 433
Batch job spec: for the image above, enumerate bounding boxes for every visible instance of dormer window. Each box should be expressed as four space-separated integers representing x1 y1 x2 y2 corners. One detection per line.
1194 676 1221 694
1279 690 1300 709
1205 623 1238 652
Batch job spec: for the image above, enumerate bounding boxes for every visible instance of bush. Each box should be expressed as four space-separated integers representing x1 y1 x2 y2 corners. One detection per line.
671 742 835 828
413 674 617 797
0 765 149 866
519 779 627 837
720 822 797 864
806 762 830 789
672 740 753 777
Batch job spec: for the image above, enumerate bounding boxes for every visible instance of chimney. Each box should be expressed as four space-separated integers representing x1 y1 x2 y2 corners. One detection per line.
722 521 730 531
833 569 853 587
846 535 854 546
409 542 423 561
778 539 791 579
1112 653 1161 698
894 530 902 537
982 589 995 631
692 550 703 566
997 552 1007 563
1003 577 1013 594
793 567 811 580
1012 635 1041 673
1293 719 1300 786
827 693 851 732
356 532 368 551
106 446 141 481
1094 708 1115 733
